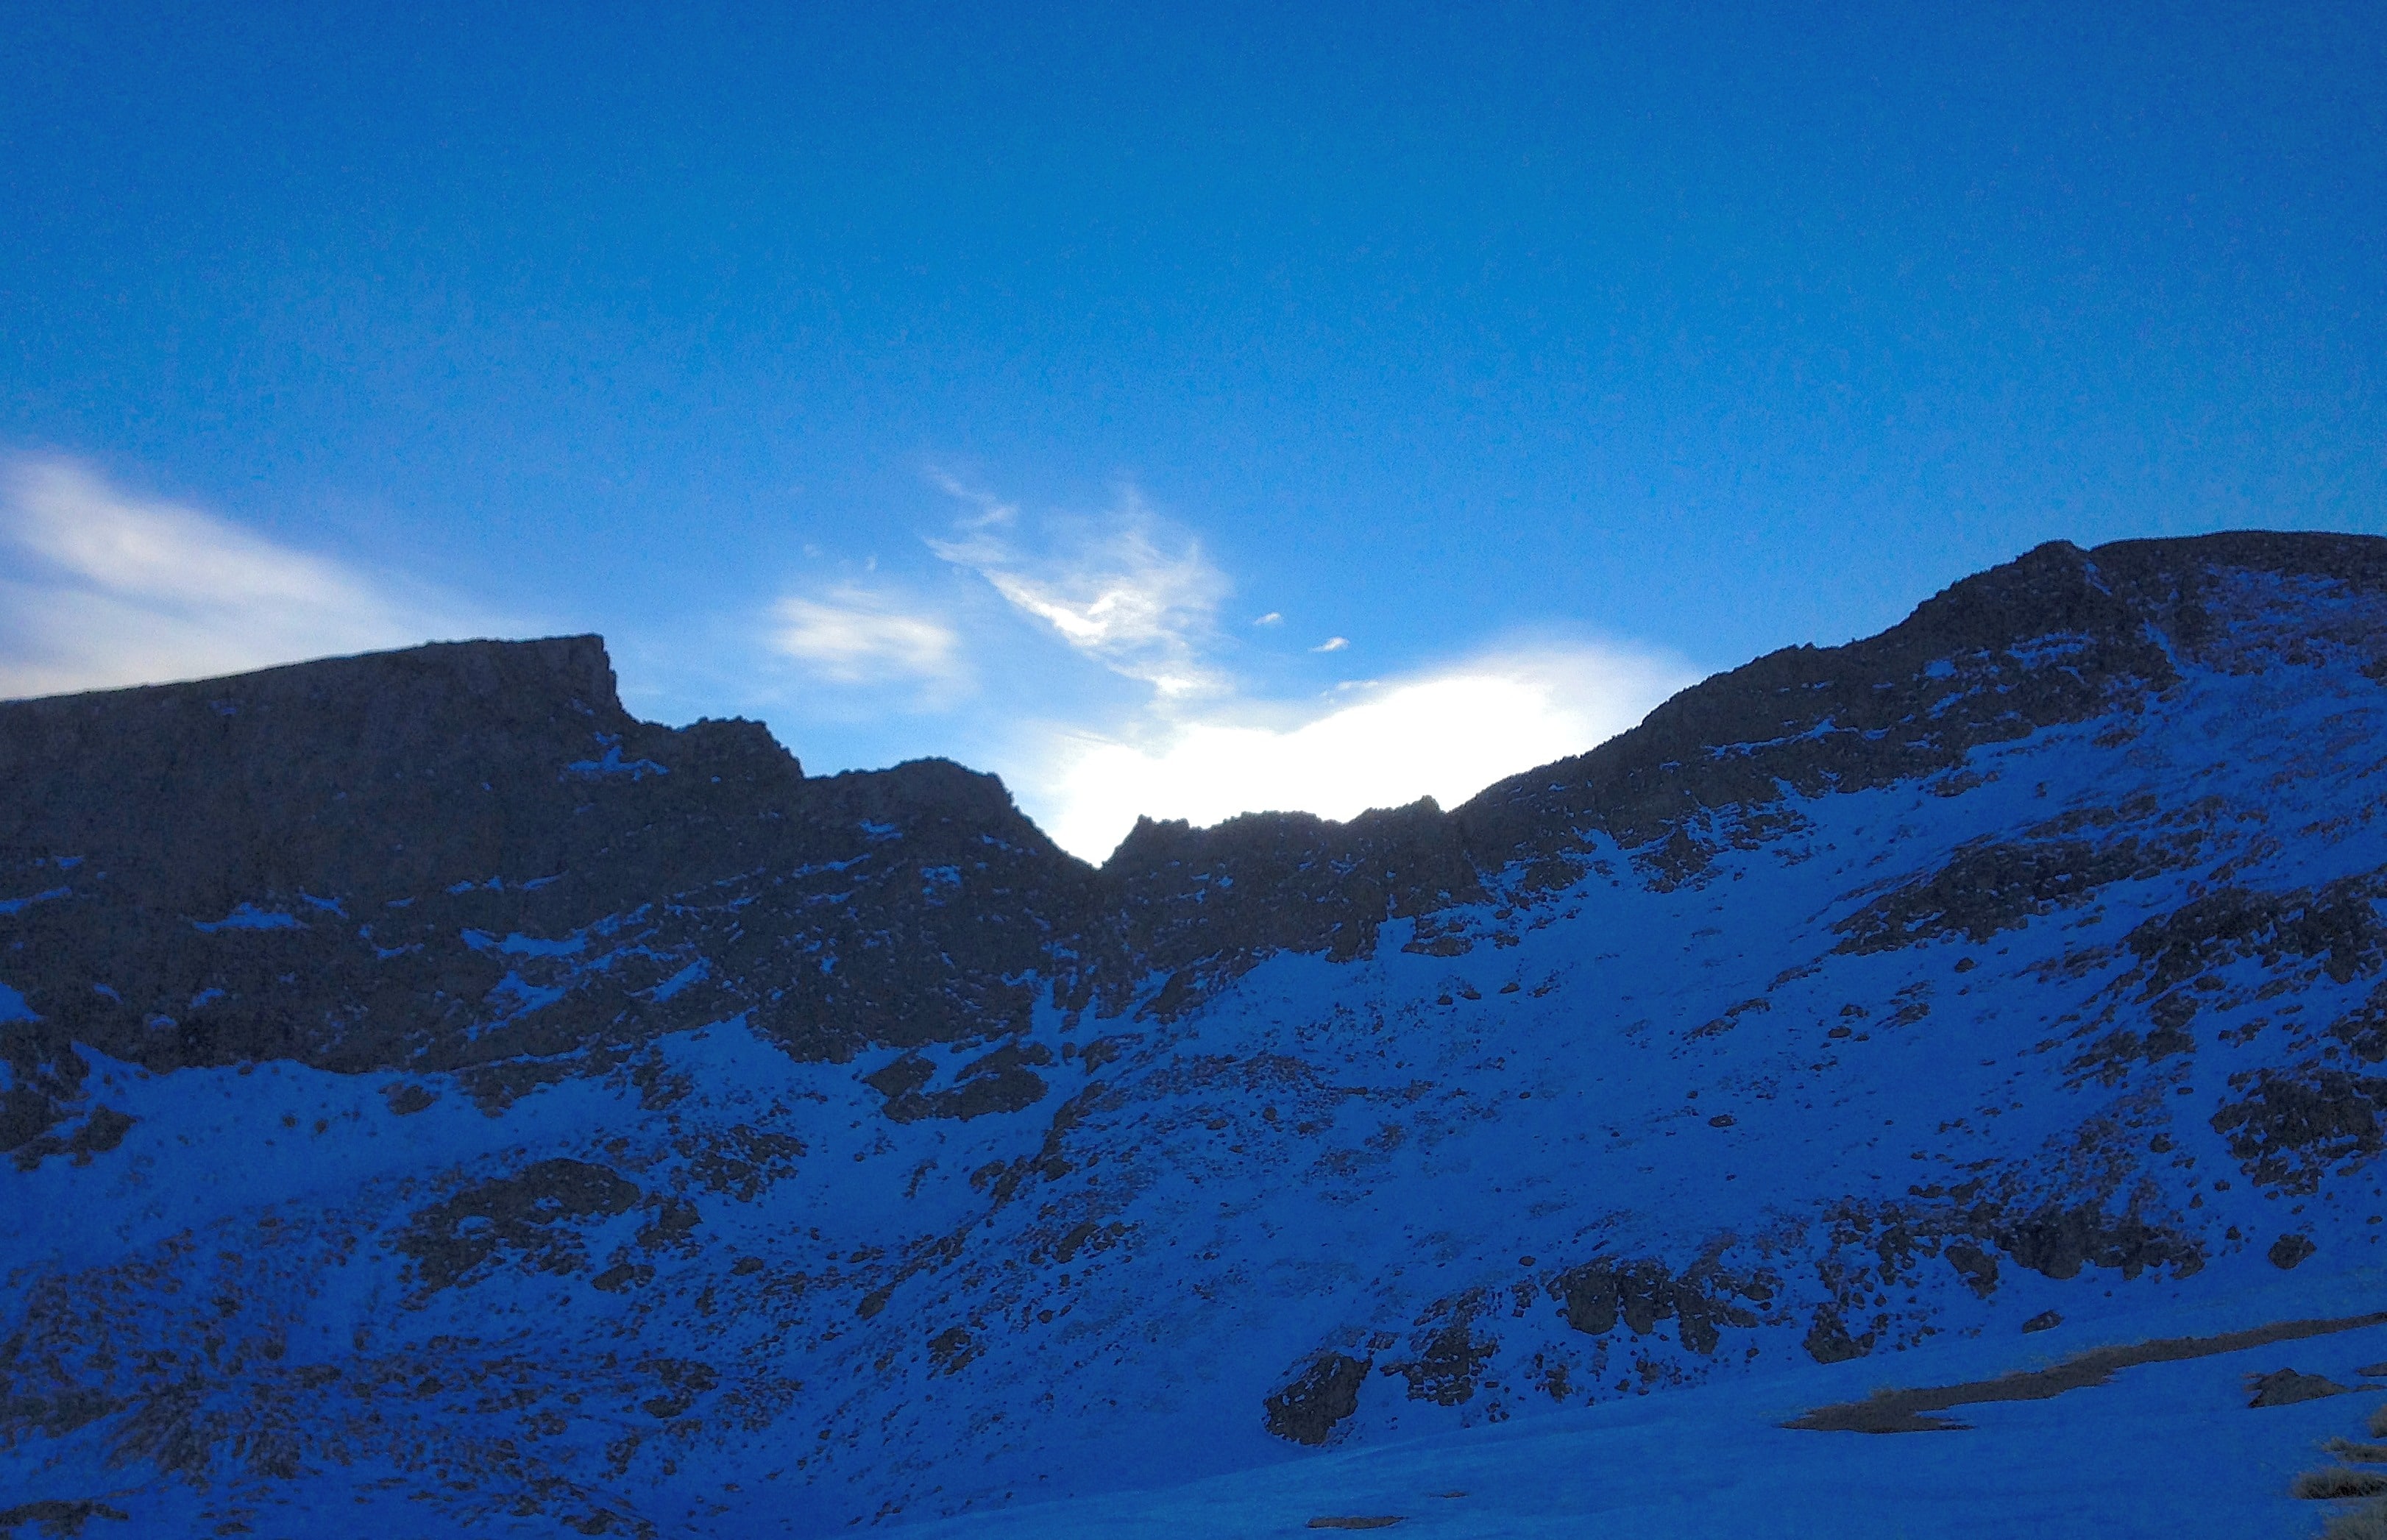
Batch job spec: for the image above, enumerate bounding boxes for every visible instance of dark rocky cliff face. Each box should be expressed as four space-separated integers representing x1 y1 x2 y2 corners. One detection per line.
10 529 2387 1535
0 636 1094 1139
10 532 2387 1145
1450 531 2387 884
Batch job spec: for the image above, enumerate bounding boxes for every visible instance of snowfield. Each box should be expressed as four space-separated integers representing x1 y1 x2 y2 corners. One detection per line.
10 537 2387 1536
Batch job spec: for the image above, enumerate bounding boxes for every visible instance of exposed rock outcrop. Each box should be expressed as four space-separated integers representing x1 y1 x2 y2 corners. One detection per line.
9 531 2387 1533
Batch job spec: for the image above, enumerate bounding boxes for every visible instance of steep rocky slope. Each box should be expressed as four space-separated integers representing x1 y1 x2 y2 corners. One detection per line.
8 532 2387 1536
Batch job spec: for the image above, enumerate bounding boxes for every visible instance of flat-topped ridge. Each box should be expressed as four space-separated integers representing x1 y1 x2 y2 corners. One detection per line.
3 530 2380 1121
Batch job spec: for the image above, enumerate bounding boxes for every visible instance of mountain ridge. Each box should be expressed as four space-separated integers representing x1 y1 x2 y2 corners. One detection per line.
12 529 2380 1092
10 528 2387 1536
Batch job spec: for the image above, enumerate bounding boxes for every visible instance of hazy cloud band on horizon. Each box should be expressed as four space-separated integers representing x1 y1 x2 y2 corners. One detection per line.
755 478 1698 862
1021 644 1697 862
0 457 488 700
1 456 1693 864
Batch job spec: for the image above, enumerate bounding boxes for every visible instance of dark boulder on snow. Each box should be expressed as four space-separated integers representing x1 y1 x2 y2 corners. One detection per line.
2246 1368 2349 1407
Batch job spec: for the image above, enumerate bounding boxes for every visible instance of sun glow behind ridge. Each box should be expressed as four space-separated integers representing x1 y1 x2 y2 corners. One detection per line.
1027 644 1695 862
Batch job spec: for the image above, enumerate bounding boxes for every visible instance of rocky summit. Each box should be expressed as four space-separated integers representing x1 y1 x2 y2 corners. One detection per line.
11 532 2387 1536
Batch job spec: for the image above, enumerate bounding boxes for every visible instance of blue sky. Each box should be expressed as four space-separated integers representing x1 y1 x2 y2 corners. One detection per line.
1 2 2380 857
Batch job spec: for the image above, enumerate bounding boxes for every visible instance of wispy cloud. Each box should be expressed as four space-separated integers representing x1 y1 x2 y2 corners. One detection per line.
1026 643 1698 862
928 481 1230 699
0 456 487 700
768 586 966 703
748 477 1694 865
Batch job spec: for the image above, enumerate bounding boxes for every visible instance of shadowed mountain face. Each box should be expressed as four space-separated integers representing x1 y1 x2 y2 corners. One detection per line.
7 531 2387 1534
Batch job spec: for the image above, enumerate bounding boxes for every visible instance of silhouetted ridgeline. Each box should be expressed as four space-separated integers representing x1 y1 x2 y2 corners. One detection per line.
14 530 2387 1532
7 532 2386 1155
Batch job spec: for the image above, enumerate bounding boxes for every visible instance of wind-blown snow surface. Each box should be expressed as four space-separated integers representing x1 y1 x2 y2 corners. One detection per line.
907 1292 2387 1539
11 556 2387 1536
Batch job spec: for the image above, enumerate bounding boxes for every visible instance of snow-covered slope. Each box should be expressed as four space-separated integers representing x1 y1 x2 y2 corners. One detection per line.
10 533 2387 1538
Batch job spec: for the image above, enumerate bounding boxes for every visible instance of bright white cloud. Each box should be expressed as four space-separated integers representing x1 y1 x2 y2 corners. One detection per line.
1026 643 1699 862
765 478 1696 865
0 457 486 700
769 587 965 698
929 487 1230 698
